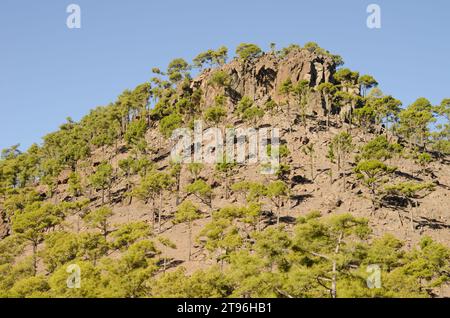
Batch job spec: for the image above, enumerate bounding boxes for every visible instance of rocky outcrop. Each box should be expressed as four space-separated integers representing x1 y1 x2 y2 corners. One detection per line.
191 49 336 116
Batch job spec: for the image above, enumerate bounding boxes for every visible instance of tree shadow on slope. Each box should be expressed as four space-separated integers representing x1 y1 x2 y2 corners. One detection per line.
416 216 450 231
381 195 450 231
381 194 410 209
157 259 184 271
263 209 297 226
393 170 424 182
290 193 314 209
291 175 313 185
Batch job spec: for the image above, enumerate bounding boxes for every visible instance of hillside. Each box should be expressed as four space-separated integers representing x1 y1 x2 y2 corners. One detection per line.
0 42 449 298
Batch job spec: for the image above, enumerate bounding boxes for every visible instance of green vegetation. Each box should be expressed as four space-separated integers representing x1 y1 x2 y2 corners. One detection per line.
293 80 311 126
236 96 264 125
193 46 228 69
384 182 435 230
317 82 337 128
355 160 397 213
89 162 113 204
209 70 231 89
186 179 213 209
279 79 294 128
358 75 378 97
358 136 402 161
398 98 435 149
267 181 289 225
235 43 263 60
83 207 113 239
328 132 353 187
159 113 183 138
174 201 202 260
132 170 173 231
4 211 443 298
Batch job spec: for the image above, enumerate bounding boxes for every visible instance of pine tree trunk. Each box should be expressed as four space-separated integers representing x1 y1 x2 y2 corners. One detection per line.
32 242 38 276
331 261 337 298
188 223 192 261
151 199 155 230
331 232 343 298
276 202 280 225
410 201 415 231
158 192 163 233
325 97 331 129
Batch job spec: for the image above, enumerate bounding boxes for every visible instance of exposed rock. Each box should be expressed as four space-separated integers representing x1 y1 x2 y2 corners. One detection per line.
191 49 336 116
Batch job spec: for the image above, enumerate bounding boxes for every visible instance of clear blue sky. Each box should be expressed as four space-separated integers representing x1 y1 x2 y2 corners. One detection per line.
1 0 449 151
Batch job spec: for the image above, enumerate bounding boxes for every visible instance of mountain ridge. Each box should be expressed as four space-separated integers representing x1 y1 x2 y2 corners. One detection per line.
0 42 449 298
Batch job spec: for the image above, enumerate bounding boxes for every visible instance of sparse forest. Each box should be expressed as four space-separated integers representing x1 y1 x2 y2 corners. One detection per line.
0 42 449 298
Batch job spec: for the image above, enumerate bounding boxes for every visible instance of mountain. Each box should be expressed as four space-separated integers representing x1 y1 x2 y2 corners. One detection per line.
0 42 449 298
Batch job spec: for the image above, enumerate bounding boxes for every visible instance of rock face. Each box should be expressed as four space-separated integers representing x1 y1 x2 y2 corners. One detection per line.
191 49 336 116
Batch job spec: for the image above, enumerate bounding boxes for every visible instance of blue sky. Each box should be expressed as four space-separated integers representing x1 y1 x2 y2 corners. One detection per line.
1 0 449 151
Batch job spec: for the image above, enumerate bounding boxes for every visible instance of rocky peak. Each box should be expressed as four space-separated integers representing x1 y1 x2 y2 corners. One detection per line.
191 48 336 115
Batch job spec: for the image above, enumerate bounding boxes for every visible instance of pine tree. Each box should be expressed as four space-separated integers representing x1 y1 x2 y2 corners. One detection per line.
209 70 231 89
253 226 291 270
193 46 228 69
398 98 435 150
384 182 435 230
293 213 370 298
111 221 152 251
169 161 182 205
235 43 262 60
186 179 213 210
41 231 80 272
359 136 402 162
215 156 237 200
354 160 397 213
89 161 113 204
11 202 63 275
83 206 113 239
279 79 294 129
187 162 203 181
358 74 378 97
266 181 289 225
174 200 201 261
317 82 337 128
68 171 83 197
293 80 311 126
157 236 177 273
302 143 316 180
329 132 353 189
132 170 173 232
